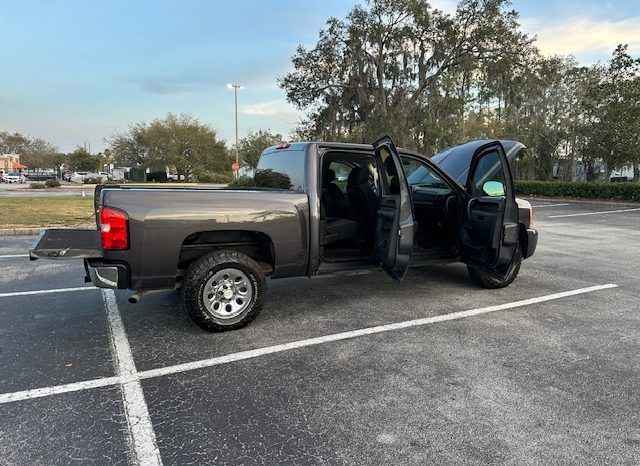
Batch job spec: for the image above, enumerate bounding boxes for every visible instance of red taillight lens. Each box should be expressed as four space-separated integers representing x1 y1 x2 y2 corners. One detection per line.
99 207 129 250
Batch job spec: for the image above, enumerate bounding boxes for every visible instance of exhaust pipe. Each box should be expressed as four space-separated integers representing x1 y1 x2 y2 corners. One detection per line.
128 289 163 304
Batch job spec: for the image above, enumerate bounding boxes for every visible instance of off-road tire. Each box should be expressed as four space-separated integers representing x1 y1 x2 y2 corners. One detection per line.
467 249 523 289
183 250 266 332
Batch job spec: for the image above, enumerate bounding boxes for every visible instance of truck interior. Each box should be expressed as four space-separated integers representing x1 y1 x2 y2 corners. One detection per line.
319 149 461 264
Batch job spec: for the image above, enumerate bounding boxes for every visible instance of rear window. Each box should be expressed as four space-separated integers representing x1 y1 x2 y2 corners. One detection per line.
254 149 306 191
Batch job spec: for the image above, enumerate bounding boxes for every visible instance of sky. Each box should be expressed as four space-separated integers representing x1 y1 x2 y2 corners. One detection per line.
1 0 639 153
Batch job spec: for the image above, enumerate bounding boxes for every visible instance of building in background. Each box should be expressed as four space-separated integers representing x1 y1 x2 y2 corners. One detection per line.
0 154 26 174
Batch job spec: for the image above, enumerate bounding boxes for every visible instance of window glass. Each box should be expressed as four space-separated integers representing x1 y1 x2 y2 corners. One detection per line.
378 147 400 194
328 161 351 191
254 150 306 191
470 150 505 197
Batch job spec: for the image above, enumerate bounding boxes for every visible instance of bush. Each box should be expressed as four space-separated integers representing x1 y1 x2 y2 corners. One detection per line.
83 177 101 184
30 182 46 189
193 170 234 184
515 180 640 202
210 172 234 183
45 179 61 188
228 176 254 188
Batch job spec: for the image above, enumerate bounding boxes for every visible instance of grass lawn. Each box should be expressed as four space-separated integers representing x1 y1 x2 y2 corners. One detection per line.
0 196 96 229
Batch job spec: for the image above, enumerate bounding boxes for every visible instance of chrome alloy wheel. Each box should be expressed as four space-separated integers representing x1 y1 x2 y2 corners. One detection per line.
202 268 253 319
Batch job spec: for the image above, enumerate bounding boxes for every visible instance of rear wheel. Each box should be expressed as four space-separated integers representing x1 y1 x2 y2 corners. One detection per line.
183 250 266 332
467 249 522 289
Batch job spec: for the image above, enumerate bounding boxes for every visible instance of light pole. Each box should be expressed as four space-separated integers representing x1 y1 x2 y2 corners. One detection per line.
227 83 243 177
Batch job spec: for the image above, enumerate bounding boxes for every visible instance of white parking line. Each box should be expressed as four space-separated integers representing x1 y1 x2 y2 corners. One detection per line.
102 289 162 466
138 283 618 380
0 254 28 259
549 208 640 218
528 203 571 208
0 286 95 298
0 376 120 404
0 283 618 409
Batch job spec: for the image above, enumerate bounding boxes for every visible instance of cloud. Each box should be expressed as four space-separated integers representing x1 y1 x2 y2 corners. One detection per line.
528 16 640 61
242 100 301 124
429 0 457 13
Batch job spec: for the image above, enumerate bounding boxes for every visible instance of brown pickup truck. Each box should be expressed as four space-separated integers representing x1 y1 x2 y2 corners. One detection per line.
31 137 537 332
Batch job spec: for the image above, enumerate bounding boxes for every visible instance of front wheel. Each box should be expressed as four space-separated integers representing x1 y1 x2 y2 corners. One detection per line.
183 250 266 332
467 250 523 289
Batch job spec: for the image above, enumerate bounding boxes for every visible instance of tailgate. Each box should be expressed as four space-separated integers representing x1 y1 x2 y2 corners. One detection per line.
29 229 103 260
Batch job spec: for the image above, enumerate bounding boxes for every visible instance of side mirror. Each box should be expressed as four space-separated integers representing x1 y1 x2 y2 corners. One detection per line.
482 181 505 197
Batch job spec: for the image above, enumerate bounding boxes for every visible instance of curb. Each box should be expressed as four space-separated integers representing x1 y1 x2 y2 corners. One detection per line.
524 196 640 206
0 228 42 236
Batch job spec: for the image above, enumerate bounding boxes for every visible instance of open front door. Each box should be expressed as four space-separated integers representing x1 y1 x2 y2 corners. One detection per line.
372 136 415 281
460 141 519 278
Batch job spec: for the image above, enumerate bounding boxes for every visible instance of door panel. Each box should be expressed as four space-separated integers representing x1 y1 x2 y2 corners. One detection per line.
461 142 519 276
372 136 414 281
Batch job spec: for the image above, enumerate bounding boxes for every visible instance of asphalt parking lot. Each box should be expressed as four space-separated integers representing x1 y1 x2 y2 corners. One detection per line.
1 200 639 465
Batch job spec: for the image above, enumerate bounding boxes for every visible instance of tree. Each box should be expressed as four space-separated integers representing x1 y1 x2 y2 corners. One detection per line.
20 138 58 169
68 146 101 172
279 0 532 153
0 131 28 154
238 130 284 169
108 113 230 178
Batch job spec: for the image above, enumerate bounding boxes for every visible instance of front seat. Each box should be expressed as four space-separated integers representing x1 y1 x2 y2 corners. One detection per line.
346 167 378 233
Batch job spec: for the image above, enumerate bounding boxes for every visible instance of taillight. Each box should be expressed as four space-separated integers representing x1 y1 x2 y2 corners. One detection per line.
529 206 534 228
99 207 129 250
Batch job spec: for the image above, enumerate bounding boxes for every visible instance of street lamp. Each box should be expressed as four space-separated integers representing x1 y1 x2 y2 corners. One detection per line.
227 83 243 177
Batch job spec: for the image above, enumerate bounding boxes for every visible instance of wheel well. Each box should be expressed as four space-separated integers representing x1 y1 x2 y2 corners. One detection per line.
178 230 275 277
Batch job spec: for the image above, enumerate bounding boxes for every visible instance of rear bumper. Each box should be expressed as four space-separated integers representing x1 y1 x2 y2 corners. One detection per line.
84 260 130 289
524 228 538 259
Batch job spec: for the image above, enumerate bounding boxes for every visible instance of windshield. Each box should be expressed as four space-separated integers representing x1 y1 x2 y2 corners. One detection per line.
406 164 448 189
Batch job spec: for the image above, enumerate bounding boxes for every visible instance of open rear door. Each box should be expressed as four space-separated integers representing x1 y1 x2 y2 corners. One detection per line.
372 136 415 281
460 141 519 278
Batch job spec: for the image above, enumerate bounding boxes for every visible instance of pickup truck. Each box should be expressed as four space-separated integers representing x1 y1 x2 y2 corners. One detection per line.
31 137 538 332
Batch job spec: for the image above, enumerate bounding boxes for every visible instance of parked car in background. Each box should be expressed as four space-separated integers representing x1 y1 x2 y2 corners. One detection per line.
99 172 113 180
4 172 26 183
69 172 108 183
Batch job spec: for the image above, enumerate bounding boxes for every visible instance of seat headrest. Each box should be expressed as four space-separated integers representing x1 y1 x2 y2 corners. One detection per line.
347 167 370 185
323 168 336 183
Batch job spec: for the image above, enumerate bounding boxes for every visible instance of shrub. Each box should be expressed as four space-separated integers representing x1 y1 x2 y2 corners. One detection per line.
515 180 640 202
193 170 233 184
30 182 46 189
210 172 234 184
228 176 254 188
45 179 61 188
83 177 101 184
194 171 213 183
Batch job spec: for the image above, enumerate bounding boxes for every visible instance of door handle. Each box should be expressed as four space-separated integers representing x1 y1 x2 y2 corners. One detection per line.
467 198 478 218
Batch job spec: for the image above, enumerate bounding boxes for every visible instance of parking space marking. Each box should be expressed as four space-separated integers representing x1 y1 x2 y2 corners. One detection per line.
0 254 28 259
528 203 571 208
0 283 618 408
0 286 95 298
137 283 617 380
549 208 640 218
102 289 163 466
0 376 120 404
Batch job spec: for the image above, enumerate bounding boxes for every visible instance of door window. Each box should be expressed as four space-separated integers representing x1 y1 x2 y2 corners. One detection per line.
469 149 506 197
